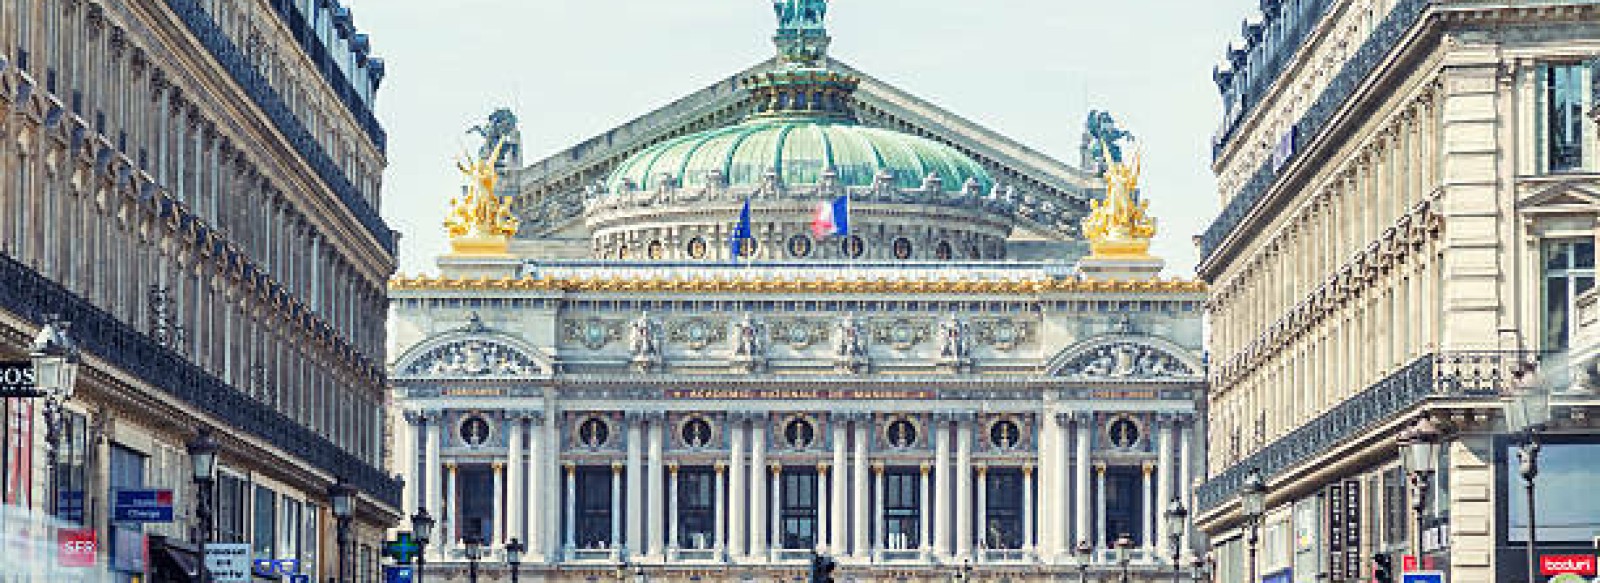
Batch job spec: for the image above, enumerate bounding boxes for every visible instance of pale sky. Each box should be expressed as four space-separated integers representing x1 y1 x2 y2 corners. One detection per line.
345 0 1258 276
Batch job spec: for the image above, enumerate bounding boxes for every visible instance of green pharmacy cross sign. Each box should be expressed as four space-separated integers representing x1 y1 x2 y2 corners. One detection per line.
384 532 422 564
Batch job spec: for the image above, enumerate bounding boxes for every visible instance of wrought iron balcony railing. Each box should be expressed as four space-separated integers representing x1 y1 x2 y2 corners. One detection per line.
1194 350 1543 513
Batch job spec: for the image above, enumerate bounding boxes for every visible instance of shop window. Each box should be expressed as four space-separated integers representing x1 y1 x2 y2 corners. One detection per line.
1505 443 1600 542
253 485 277 561
1541 239 1596 352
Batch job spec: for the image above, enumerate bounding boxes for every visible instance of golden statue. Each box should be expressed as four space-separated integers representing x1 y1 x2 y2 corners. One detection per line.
1081 142 1157 259
445 138 520 255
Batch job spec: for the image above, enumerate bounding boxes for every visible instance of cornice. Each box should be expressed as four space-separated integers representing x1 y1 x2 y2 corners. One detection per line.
389 274 1205 295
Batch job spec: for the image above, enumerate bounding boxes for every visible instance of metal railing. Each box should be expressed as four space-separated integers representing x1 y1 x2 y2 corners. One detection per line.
1194 350 1542 513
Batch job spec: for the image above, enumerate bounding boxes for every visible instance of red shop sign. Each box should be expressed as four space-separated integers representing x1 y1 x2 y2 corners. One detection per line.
57 529 97 568
1541 555 1597 576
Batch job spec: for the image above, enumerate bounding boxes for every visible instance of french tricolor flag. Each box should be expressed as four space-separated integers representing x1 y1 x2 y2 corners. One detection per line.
810 195 850 238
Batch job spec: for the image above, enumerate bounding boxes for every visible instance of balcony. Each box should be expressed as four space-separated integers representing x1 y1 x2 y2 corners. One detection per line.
1195 350 1543 513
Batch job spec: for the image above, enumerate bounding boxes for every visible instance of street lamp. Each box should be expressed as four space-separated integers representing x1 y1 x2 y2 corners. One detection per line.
328 479 357 583
1188 553 1212 583
506 537 525 583
411 508 435 583
631 562 646 583
1238 468 1267 583
32 318 80 519
186 427 219 583
1075 539 1093 583
613 555 628 583
1397 416 1443 563
952 557 972 583
1507 370 1554 583
1114 534 1134 583
465 534 485 583
1165 496 1189 583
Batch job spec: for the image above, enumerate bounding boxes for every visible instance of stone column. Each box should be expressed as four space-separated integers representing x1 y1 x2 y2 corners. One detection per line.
1094 462 1107 553
1035 410 1055 559
1141 461 1154 553
506 415 526 544
817 463 830 552
1075 415 1092 551
544 407 561 559
1155 418 1174 558
975 465 988 554
647 416 666 558
528 413 546 560
445 462 459 548
1178 417 1194 558
1022 465 1035 553
714 462 728 556
830 419 848 555
425 413 443 556
770 463 783 552
611 462 624 551
872 463 885 559
852 418 870 560
402 412 421 524
728 416 748 559
750 419 769 560
933 416 951 558
1057 413 1071 554
955 417 973 559
918 463 931 554
493 462 506 546
564 463 577 553
669 463 681 552
626 415 645 554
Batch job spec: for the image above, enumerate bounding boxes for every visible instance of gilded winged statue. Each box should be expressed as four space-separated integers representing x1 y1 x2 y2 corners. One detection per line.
444 137 520 254
1081 140 1157 258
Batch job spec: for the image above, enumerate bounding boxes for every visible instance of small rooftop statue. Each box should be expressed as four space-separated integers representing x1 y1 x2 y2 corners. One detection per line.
1082 110 1134 176
772 0 830 67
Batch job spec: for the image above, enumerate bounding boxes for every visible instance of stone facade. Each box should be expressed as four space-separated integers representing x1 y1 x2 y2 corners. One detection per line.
1197 1 1600 581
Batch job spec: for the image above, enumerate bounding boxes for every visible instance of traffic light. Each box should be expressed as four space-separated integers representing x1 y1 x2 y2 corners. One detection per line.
1372 553 1395 583
810 553 836 583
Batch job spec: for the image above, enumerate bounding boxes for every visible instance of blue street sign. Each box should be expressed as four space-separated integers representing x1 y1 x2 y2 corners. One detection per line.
290 576 310 583
1402 572 1445 583
384 565 415 583
112 489 174 523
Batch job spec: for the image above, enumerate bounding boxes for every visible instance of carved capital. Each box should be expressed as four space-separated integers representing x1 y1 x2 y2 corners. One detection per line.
611 461 624 474
1021 464 1034 477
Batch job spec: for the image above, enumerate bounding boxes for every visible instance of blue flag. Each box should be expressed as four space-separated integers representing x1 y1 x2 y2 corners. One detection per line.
729 199 753 260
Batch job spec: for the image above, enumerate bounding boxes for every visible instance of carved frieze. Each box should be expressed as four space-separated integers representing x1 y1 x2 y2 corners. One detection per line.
971 318 1031 350
870 318 929 350
404 338 541 377
666 318 727 350
1062 342 1193 378
563 318 622 350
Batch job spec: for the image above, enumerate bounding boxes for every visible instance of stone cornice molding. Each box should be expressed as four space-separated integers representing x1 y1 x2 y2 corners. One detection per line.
391 274 1205 295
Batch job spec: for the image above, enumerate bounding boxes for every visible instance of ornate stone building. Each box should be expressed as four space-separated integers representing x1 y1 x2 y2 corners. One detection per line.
389 2 1206 582
1197 0 1600 581
0 0 397 580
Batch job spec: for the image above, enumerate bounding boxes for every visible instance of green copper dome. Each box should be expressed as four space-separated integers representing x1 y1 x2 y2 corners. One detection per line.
607 118 993 194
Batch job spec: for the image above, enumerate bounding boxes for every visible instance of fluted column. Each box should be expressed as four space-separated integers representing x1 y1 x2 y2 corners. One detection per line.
528 413 546 560
817 464 831 552
425 413 443 556
975 465 988 553
506 414 526 544
647 415 666 558
1075 415 1092 551
445 462 459 548
1035 410 1055 559
714 462 728 556
564 463 577 553
852 418 869 560
1178 417 1194 558
770 463 783 552
1022 464 1035 553
1094 462 1107 552
750 419 769 560
626 415 645 554
669 463 681 552
611 462 624 550
493 462 506 545
1141 461 1154 553
728 416 748 559
1155 417 1174 559
543 407 560 559
872 463 885 559
933 416 952 559
830 418 848 555
955 417 973 559
918 463 931 554
402 412 421 524
1057 413 1071 554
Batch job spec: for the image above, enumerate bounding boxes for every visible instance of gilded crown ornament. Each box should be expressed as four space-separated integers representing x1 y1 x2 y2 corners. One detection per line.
1081 140 1157 259
445 137 520 255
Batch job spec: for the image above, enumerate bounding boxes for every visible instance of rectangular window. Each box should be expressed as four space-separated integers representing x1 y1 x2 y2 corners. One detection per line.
1506 442 1600 542
983 469 1024 550
677 468 714 550
1545 64 1590 173
779 468 818 550
576 467 613 548
1541 239 1596 352
109 444 147 578
1382 466 1408 549
217 472 249 543
884 469 920 550
254 485 278 561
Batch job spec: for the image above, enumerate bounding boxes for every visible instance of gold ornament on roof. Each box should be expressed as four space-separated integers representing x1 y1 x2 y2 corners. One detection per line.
445 138 520 255
1082 143 1157 259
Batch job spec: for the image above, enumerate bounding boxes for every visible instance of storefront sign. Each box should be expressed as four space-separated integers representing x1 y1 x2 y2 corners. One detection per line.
0 362 39 397
205 543 251 583
1328 483 1346 581
1342 480 1361 577
113 489 174 522
1540 554 1597 576
57 529 97 568
663 388 935 400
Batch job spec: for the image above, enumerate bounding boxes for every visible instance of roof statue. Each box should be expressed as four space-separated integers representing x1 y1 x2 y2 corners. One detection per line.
1081 110 1134 176
468 108 519 167
445 136 521 256
1081 141 1157 259
773 0 830 67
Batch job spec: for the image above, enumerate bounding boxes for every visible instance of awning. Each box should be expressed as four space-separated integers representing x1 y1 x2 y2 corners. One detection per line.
147 536 206 583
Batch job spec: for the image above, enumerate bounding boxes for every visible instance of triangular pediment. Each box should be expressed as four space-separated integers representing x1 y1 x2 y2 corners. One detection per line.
1517 180 1600 212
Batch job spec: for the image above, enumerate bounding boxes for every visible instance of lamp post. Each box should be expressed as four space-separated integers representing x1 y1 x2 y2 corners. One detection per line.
411 508 435 583
613 554 628 583
952 557 972 583
186 427 219 583
465 534 485 583
1188 554 1210 583
1238 468 1267 583
1396 416 1443 564
31 318 80 519
1165 496 1189 583
1114 534 1134 583
1075 539 1093 583
1507 370 1553 583
328 479 357 583
506 537 525 583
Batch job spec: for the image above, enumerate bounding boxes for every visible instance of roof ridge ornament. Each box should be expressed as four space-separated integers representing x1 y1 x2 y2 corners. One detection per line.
773 0 829 67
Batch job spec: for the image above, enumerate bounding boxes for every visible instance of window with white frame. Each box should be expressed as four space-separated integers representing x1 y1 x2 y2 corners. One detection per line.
1542 238 1596 352
1539 63 1594 173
